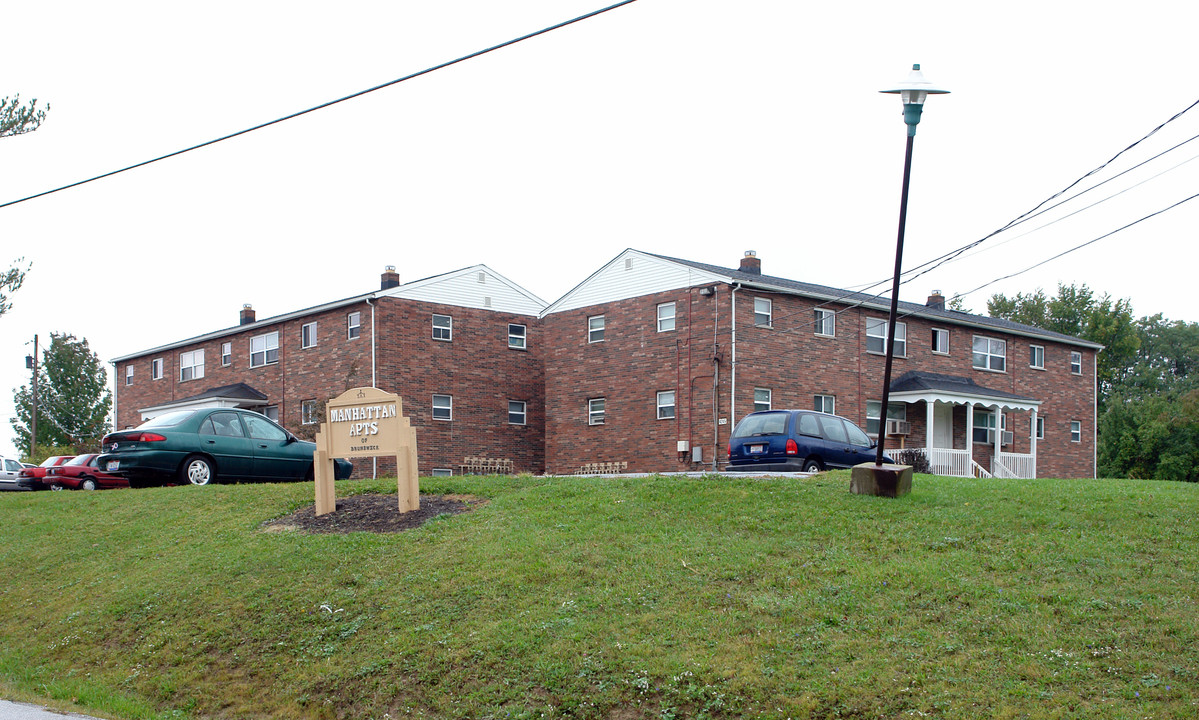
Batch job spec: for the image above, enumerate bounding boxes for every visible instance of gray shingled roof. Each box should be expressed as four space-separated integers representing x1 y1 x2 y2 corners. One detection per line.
647 251 1103 349
890 370 1036 403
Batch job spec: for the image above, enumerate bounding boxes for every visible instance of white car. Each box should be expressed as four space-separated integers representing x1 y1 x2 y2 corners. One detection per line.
0 456 25 490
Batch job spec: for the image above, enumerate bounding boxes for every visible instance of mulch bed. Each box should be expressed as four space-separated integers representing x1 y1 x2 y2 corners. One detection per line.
262 493 486 534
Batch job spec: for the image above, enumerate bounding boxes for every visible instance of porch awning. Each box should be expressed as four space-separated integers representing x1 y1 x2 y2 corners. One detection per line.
888 371 1040 412
138 382 270 420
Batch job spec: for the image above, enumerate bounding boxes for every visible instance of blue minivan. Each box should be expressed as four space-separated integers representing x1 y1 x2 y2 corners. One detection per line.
726 409 893 472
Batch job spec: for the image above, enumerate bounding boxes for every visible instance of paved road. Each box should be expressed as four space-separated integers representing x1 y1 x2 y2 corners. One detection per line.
0 699 105 720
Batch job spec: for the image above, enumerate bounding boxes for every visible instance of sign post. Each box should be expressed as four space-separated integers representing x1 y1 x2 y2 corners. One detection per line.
314 387 419 517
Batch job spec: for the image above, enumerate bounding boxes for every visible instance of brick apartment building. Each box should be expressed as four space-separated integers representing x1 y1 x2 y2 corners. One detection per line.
110 252 1101 480
540 249 1101 479
111 266 547 477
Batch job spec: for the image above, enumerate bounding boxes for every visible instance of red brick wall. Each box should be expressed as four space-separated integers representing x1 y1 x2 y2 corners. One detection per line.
543 286 1097 478
112 298 544 478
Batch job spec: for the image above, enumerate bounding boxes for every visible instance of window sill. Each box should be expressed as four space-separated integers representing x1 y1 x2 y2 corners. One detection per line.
972 367 1007 374
1030 365 1046 371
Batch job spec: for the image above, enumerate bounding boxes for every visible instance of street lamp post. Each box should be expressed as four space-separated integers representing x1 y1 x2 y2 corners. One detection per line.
873 64 949 469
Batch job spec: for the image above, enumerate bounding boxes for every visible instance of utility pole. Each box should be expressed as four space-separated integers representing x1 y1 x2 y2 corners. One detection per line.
26 334 38 459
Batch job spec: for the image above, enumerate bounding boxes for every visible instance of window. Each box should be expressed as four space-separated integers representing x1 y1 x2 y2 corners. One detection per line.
432 394 453 421
245 411 284 437
179 349 205 382
1070 420 1082 443
431 468 454 477
250 332 279 368
432 314 452 341
1070 351 1083 375
348 312 361 340
815 309 835 337
657 302 676 332
151 358 164 380
302 400 320 425
657 391 676 420
1035 416 1045 440
221 342 232 367
753 388 772 412
588 315 605 343
754 298 772 328
814 394 835 414
588 398 606 425
866 401 906 436
508 324 527 350
508 400 527 425
261 405 280 423
1030 345 1045 369
932 328 950 355
301 322 317 349
972 336 1007 372
866 318 906 357
972 410 1005 444
125 365 133 386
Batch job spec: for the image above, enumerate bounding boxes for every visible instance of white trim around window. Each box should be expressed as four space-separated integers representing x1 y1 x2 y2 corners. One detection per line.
221 342 232 367
588 315 605 343
302 321 317 349
1030 344 1045 370
753 387 772 412
508 323 527 350
301 399 320 425
1070 420 1082 443
866 318 906 357
814 394 835 414
508 400 527 425
432 394 453 421
179 349 205 382
347 311 361 340
1070 351 1083 375
754 297 772 328
657 390 676 420
125 365 134 386
657 302 676 332
250 332 279 368
932 328 950 355
432 314 452 342
588 398 606 425
815 308 835 337
151 358 164 380
972 335 1007 373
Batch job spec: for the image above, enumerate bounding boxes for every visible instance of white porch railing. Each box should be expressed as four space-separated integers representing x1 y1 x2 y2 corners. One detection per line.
928 448 973 478
993 452 1036 479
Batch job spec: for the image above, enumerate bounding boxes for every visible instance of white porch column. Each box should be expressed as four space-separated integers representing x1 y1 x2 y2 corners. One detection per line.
966 403 974 458
1030 407 1038 478
992 404 1002 471
925 400 935 457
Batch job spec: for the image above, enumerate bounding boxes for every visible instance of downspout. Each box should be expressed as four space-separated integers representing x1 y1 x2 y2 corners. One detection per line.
109 360 117 436
685 289 693 462
712 285 720 471
730 283 740 430
1092 350 1098 478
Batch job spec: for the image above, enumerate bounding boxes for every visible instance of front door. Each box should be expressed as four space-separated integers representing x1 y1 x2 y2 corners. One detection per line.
934 402 954 449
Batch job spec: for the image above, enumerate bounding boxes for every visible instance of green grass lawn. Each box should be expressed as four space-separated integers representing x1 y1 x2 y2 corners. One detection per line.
0 472 1196 719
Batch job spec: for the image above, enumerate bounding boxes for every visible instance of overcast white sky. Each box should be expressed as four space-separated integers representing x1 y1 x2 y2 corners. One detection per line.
3 1 1199 458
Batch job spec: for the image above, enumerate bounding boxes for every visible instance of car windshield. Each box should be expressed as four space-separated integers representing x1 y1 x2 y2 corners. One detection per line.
64 455 93 466
138 410 198 429
39 456 68 467
732 412 789 438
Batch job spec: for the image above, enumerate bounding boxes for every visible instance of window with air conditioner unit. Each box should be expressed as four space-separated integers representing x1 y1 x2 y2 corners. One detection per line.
884 419 912 436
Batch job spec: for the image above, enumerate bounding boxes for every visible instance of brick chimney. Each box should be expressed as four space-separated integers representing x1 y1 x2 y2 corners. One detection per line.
240 304 256 325
381 265 400 290
926 290 946 310
739 250 761 275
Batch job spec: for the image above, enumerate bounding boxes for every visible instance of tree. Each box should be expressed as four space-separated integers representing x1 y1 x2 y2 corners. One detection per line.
1 95 49 137
988 283 1140 410
1099 379 1199 482
11 333 112 453
0 257 29 317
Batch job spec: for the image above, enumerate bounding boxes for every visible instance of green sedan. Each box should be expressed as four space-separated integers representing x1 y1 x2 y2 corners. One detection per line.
97 408 352 487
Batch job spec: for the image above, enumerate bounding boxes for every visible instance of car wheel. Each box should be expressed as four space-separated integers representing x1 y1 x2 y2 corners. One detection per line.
50 483 65 491
802 458 823 473
80 477 98 491
181 456 216 486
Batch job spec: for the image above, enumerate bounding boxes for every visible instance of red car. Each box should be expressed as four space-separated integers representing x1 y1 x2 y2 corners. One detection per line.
15 455 74 490
44 454 129 491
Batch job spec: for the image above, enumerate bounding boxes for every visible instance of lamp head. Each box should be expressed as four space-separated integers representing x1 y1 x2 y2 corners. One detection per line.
880 64 949 134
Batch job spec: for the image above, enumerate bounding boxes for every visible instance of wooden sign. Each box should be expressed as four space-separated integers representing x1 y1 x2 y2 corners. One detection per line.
313 387 419 517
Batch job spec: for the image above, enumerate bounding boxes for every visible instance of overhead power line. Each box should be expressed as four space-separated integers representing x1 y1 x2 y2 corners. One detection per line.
0 0 639 211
